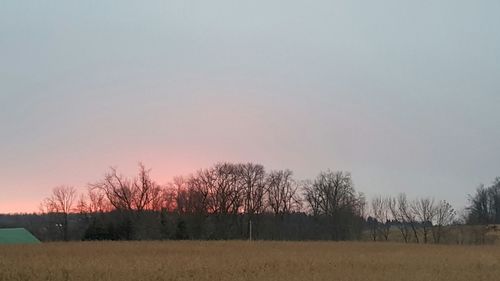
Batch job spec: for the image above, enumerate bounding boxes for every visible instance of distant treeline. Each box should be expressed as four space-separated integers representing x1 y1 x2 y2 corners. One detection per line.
1 162 499 243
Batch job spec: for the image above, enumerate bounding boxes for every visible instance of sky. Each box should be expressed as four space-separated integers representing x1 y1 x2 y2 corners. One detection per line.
1 1 499 214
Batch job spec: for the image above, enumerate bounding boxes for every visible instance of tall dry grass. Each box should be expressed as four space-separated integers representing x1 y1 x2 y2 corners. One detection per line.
0 241 499 281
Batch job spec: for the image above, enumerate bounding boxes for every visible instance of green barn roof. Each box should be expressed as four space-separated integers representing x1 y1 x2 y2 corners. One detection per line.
0 228 40 244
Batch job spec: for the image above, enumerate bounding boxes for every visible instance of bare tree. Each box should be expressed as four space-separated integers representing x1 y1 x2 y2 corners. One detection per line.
304 171 357 216
381 197 392 240
357 192 367 220
397 194 420 243
133 163 163 211
267 169 301 216
432 200 455 243
236 163 267 240
41 186 77 241
303 180 320 216
370 197 382 241
371 196 392 241
88 188 110 213
90 167 134 211
239 163 267 216
90 163 163 212
183 163 244 215
76 194 88 214
162 183 178 212
77 187 110 214
367 216 379 241
170 176 195 213
303 171 365 240
208 163 244 215
184 174 211 214
388 195 409 243
412 197 435 243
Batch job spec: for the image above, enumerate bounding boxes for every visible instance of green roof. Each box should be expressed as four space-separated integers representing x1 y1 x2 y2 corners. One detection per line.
0 228 40 244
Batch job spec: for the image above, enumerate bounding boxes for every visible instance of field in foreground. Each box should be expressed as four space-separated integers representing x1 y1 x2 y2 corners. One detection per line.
0 241 499 281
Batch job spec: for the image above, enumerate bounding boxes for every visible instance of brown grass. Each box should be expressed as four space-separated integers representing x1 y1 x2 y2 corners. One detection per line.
0 241 499 281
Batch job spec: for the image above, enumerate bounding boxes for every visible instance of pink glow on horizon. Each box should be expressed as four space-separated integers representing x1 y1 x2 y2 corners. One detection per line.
0 151 253 214
0 201 40 214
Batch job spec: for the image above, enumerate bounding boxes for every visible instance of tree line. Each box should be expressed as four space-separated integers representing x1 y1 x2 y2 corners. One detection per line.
367 195 455 243
367 178 500 244
1 162 499 243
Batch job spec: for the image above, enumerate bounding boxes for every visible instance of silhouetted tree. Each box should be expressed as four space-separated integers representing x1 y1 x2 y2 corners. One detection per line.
239 163 267 239
133 163 163 212
41 186 77 241
90 167 135 211
467 178 500 224
304 171 365 240
239 163 267 216
267 169 301 216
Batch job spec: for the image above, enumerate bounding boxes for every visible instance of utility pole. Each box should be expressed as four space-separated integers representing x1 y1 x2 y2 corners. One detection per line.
249 219 253 241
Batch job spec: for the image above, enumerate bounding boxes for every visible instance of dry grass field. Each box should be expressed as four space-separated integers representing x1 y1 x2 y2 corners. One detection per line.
0 241 499 281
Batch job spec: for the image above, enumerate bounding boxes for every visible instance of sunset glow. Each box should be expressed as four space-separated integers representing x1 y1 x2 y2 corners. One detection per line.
1 1 500 215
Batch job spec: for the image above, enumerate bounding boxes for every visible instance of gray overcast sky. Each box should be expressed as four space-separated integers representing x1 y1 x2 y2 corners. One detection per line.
1 0 499 213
